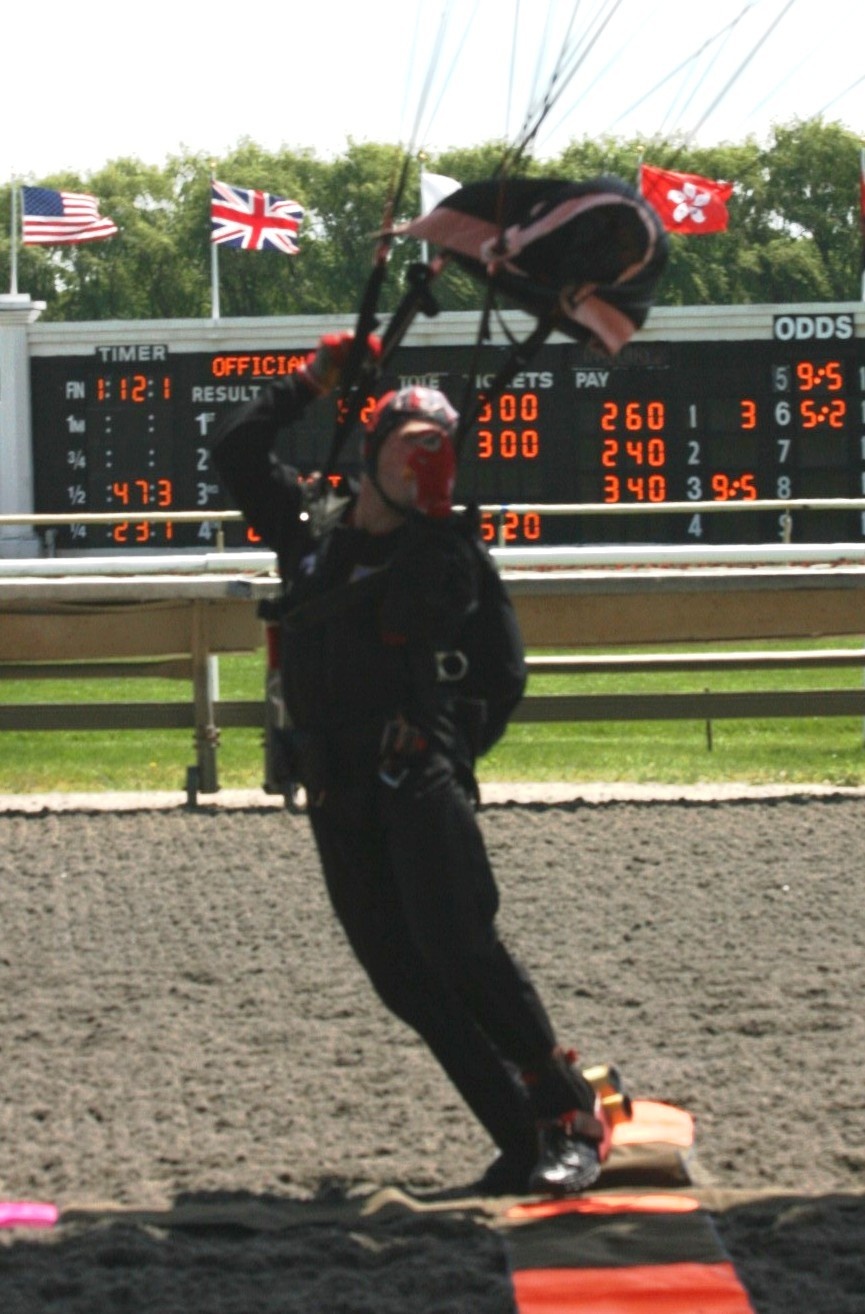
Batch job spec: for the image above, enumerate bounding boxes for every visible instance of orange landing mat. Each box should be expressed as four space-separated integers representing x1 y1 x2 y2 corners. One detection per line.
503 1101 754 1313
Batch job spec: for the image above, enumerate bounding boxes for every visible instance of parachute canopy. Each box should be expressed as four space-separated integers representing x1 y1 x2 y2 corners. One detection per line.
401 176 668 356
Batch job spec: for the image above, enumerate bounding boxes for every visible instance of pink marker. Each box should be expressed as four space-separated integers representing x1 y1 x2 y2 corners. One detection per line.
0 1202 59 1229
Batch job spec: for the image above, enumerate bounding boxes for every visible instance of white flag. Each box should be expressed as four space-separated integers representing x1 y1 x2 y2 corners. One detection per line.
420 171 461 215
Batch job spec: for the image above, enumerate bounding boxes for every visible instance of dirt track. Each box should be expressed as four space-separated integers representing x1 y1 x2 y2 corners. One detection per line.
1 790 863 1312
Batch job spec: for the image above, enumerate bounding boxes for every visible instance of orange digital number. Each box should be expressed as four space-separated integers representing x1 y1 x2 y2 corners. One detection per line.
502 511 521 542
497 392 539 422
601 437 618 467
625 476 667 502
824 361 843 390
477 428 540 459
603 474 620 503
523 511 542 541
710 472 759 501
829 398 846 427
646 401 665 431
500 430 519 459
740 399 757 429
624 438 667 467
600 400 665 432
625 402 644 431
337 395 377 425
119 374 148 403
800 398 847 429
800 400 818 428
601 401 618 432
479 512 542 544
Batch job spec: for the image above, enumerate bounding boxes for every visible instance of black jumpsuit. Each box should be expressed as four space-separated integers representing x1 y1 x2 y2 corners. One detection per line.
212 375 574 1170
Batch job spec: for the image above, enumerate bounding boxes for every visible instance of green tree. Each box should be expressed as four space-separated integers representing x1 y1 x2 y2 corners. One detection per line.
1 119 861 321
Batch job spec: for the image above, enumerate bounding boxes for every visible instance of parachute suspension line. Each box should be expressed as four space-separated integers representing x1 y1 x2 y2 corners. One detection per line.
319 145 414 485
524 0 564 144
505 0 521 145
403 2 454 158
817 68 865 118
455 280 498 436
748 46 812 119
397 5 428 155
605 0 798 158
502 0 624 172
451 2 626 466
537 7 654 156
607 2 756 135
658 11 741 140
413 1 482 152
319 2 462 485
688 0 797 143
497 1 576 174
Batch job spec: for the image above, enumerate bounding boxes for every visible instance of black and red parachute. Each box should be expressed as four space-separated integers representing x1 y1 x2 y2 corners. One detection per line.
326 173 667 473
399 174 667 355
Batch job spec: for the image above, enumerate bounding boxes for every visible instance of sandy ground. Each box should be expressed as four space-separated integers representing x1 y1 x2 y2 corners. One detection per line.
0 786 863 1312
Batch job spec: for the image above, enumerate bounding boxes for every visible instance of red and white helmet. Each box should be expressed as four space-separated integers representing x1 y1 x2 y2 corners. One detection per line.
364 386 459 518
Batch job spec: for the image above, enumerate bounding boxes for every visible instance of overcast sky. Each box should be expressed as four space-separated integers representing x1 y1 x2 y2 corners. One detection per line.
3 0 862 186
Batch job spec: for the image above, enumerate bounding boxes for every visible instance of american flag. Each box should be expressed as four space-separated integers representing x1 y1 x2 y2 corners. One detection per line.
211 180 304 254
21 187 118 244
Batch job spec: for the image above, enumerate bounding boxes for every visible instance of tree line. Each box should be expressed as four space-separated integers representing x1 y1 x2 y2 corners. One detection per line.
1 118 861 321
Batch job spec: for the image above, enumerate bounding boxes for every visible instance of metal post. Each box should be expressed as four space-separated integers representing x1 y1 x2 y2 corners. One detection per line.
189 600 220 798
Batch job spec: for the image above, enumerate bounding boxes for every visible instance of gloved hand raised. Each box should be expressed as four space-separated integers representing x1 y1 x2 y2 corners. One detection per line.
300 331 381 397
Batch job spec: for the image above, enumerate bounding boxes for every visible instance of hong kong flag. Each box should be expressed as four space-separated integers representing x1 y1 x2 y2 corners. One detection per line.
639 163 733 235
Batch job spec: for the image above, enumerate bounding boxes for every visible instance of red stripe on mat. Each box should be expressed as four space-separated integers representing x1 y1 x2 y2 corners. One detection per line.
506 1193 701 1222
513 1260 754 1313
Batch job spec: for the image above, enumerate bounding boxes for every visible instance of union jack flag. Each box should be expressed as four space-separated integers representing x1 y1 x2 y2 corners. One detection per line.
210 180 304 253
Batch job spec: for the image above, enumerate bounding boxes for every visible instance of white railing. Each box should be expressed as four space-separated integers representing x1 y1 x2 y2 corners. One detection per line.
4 500 865 799
3 498 865 574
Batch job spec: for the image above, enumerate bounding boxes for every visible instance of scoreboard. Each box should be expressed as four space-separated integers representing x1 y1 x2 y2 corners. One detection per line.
28 305 865 550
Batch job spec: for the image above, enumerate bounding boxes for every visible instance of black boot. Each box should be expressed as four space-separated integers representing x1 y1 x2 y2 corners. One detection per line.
523 1048 605 1197
529 1109 603 1196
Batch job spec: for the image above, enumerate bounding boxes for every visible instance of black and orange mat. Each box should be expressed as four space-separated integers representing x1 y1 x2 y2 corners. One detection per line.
504 1192 753 1313
499 1098 754 1313
1 1101 756 1312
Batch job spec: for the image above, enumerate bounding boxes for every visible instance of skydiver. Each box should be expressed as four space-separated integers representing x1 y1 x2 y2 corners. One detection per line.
212 331 610 1196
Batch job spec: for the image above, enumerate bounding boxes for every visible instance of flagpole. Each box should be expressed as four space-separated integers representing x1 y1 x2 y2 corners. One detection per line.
860 149 865 302
211 240 220 320
209 168 220 320
418 157 430 265
9 179 18 295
